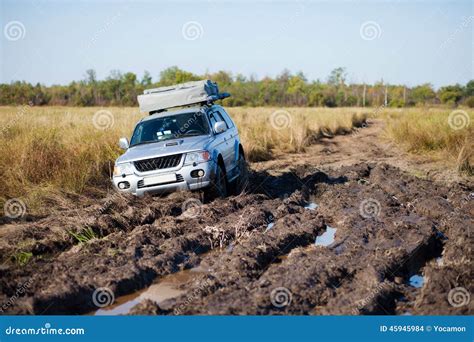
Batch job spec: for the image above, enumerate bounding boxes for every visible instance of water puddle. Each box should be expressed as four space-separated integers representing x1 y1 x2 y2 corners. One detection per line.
265 222 275 231
304 202 318 210
315 226 337 247
94 268 203 315
408 274 424 288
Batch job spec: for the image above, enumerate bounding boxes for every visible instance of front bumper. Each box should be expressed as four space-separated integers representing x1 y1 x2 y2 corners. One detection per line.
112 160 213 196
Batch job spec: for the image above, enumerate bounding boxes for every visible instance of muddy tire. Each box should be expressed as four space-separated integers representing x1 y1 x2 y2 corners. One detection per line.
231 151 249 195
204 161 227 201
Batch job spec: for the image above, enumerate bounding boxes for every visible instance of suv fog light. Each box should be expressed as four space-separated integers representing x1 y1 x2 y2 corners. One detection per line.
118 181 130 189
191 169 205 178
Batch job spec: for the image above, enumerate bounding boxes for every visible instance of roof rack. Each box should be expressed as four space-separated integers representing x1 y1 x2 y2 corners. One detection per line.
137 80 230 114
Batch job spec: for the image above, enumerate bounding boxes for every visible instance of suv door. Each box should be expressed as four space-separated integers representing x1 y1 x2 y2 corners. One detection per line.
216 107 238 167
208 110 233 171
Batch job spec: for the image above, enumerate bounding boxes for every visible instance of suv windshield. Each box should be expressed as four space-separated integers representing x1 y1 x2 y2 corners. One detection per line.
130 111 210 147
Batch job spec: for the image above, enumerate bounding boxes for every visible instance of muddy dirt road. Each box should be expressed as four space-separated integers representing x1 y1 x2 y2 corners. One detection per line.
1 120 472 315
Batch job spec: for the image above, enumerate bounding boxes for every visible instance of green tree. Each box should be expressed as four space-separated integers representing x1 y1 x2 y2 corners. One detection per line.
159 66 201 86
438 84 464 105
410 84 436 105
464 80 474 97
140 71 152 87
327 67 347 86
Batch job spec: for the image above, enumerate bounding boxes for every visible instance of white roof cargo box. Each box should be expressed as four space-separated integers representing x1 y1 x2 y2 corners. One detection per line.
137 80 225 113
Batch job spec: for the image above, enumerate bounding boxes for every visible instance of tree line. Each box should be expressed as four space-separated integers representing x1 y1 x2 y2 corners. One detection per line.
1 66 473 108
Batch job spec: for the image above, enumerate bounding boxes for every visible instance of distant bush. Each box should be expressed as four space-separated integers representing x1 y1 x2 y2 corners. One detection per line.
465 96 474 108
0 67 472 108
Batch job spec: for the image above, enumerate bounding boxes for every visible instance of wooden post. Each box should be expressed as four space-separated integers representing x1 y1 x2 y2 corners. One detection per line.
363 84 366 107
384 86 388 107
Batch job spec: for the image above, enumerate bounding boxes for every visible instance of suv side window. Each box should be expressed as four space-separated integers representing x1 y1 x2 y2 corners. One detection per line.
208 111 226 132
217 109 234 128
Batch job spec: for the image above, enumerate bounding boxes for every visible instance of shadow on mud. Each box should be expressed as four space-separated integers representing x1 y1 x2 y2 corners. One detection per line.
246 167 348 199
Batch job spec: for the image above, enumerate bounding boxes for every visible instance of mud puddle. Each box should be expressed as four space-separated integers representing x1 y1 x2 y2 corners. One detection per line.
265 222 275 231
304 202 318 210
408 275 424 288
315 226 337 247
94 268 204 315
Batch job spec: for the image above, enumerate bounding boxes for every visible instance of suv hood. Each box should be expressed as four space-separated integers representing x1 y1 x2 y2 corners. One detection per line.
116 135 211 164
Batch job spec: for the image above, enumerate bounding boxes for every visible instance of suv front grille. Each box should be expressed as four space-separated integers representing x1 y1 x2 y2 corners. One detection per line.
134 154 182 172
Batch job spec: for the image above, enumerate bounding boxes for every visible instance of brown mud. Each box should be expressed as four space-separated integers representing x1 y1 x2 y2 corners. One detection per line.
1 120 472 315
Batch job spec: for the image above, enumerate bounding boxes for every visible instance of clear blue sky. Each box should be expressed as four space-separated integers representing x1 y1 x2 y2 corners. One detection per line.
1 0 472 88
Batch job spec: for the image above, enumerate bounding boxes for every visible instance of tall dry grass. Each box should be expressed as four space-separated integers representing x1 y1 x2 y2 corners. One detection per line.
0 106 366 216
382 108 473 175
229 107 367 161
0 106 141 215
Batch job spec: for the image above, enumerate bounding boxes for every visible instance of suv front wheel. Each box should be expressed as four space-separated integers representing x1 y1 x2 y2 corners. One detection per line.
231 151 248 195
204 161 227 201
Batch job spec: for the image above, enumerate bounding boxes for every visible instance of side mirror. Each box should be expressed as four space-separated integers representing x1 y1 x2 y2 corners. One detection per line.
119 137 129 150
213 121 227 134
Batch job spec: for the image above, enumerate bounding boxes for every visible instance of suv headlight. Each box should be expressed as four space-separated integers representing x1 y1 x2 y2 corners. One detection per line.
184 151 210 165
113 162 134 176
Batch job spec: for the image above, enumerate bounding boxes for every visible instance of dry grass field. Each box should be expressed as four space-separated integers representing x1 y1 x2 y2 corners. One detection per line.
382 108 473 174
1 105 472 216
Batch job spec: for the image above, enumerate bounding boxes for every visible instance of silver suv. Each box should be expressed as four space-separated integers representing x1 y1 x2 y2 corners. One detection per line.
112 103 246 198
